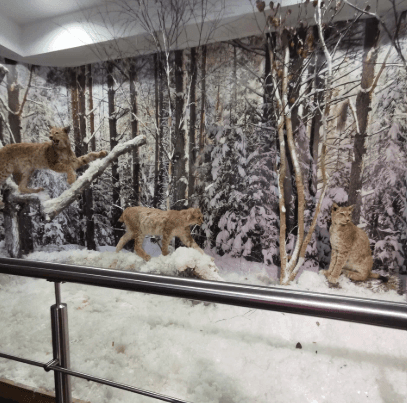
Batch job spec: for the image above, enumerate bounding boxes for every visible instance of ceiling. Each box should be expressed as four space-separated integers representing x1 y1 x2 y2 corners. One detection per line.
0 0 109 25
0 0 404 67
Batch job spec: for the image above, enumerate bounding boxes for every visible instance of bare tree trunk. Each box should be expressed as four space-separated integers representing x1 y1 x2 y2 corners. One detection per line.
107 62 122 244
199 46 207 153
263 35 273 123
232 45 237 124
348 18 380 223
153 54 165 208
188 47 197 205
172 50 187 210
70 67 85 245
309 46 324 197
3 189 21 257
85 64 96 250
0 64 3 143
5 59 33 255
129 61 140 205
5 59 21 144
158 57 165 207
153 54 160 208
78 65 93 249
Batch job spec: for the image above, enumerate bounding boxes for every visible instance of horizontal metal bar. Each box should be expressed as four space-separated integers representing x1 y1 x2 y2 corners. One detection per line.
0 257 406 330
49 364 191 403
0 352 47 369
0 352 190 403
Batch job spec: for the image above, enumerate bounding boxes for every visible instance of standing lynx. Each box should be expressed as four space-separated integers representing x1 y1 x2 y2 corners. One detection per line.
0 126 107 209
322 203 382 285
116 206 204 261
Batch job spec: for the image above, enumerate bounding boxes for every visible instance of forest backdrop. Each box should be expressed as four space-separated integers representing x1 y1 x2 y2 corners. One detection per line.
0 1 406 281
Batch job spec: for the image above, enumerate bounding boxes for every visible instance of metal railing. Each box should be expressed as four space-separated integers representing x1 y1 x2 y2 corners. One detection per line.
0 256 406 403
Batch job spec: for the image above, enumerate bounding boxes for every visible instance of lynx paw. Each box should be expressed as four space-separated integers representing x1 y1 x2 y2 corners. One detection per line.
144 254 151 262
328 281 341 289
34 187 44 193
320 270 329 278
99 151 108 158
326 274 339 284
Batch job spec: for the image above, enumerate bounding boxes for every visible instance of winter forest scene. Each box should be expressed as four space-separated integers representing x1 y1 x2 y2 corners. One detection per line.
0 0 406 402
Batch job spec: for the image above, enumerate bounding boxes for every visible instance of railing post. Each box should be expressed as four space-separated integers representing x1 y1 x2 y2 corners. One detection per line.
51 282 72 403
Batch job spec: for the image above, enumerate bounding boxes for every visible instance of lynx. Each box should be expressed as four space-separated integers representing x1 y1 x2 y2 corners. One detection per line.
0 126 107 209
322 203 383 285
116 206 204 261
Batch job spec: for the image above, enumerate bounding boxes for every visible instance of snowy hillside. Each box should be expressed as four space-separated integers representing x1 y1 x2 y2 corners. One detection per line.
0 242 406 403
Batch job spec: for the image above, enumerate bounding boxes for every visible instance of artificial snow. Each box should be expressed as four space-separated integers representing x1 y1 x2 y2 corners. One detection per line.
0 242 406 403
27 245 223 282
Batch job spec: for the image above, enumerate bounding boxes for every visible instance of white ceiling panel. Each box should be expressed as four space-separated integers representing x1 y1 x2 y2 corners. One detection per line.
0 0 108 25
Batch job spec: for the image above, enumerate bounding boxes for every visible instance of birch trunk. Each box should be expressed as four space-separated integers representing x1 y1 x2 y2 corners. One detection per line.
153 53 160 208
5 59 33 255
172 49 187 210
107 62 122 243
70 67 84 244
85 64 96 250
3 190 21 258
5 59 21 144
188 47 197 204
199 45 207 153
129 62 140 205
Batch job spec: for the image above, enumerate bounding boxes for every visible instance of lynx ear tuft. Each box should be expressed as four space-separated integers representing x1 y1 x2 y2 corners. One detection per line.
63 126 71 134
348 204 355 211
332 202 339 211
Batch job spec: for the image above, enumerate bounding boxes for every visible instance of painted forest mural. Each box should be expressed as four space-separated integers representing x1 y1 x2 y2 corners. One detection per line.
0 0 407 285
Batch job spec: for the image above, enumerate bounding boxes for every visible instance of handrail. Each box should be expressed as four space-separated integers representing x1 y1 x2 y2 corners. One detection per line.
0 257 406 330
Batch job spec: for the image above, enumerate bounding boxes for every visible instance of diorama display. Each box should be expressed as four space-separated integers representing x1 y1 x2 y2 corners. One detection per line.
0 0 406 401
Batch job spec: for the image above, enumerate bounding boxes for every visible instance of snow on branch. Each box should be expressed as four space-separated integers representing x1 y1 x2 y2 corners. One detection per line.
6 135 146 221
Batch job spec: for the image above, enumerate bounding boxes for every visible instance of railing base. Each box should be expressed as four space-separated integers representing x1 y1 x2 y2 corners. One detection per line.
0 377 89 403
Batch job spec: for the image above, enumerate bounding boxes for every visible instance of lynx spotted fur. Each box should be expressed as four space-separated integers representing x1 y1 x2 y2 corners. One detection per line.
0 126 107 209
116 206 204 261
322 203 381 284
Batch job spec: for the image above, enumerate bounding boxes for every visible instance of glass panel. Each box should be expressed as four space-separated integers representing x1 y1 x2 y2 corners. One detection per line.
0 0 407 400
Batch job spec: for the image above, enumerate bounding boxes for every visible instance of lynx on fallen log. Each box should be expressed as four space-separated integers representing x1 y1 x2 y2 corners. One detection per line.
0 126 107 209
322 203 386 285
116 206 204 261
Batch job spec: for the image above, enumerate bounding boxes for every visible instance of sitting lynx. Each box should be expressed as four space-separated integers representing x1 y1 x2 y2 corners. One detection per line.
0 126 107 209
322 203 383 285
116 206 204 261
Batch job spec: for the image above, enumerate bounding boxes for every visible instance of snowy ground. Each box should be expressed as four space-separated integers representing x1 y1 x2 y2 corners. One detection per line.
0 241 406 403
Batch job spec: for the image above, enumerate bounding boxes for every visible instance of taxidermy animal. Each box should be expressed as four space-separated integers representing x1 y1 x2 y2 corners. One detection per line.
116 206 205 261
0 126 107 209
322 203 385 285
